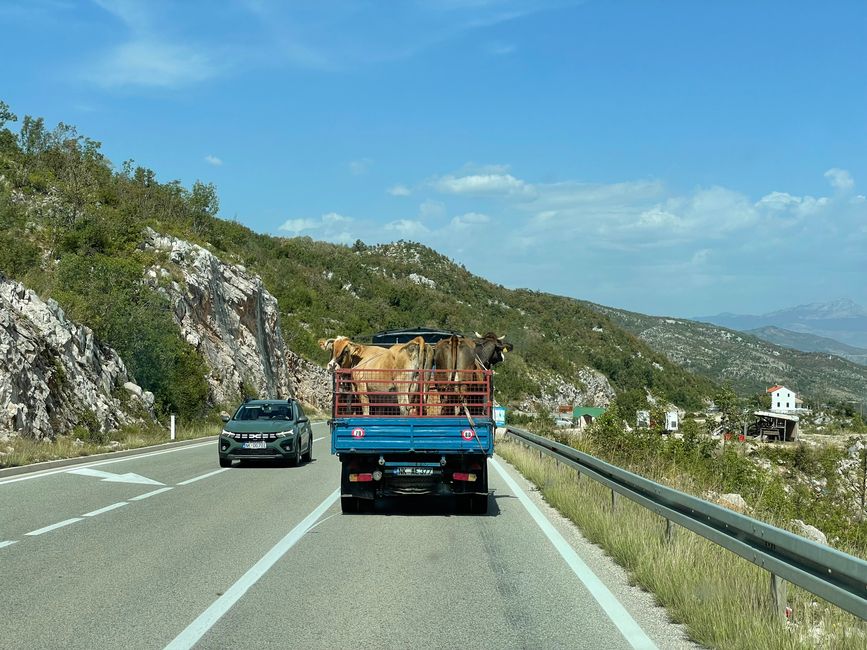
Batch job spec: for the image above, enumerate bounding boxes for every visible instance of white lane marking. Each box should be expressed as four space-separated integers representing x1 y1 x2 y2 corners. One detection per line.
490 458 658 650
0 540 18 549
313 436 325 442
83 502 129 517
165 488 339 650
0 441 214 487
130 487 174 501
68 468 164 486
177 468 229 486
25 518 84 536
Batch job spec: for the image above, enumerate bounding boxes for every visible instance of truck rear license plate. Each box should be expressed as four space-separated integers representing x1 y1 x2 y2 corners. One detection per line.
395 467 434 476
243 441 267 449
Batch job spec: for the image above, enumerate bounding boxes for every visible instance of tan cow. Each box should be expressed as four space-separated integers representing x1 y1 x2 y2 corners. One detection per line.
319 336 432 415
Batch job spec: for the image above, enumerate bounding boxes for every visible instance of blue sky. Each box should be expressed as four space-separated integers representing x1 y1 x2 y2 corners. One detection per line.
2 0 865 318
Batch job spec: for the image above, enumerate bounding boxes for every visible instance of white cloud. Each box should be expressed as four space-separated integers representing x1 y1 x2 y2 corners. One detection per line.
278 212 355 241
278 218 318 234
387 184 412 196
85 39 218 88
435 173 534 197
825 168 855 191
204 154 223 166
451 212 491 228
385 219 430 238
349 158 373 175
419 200 446 220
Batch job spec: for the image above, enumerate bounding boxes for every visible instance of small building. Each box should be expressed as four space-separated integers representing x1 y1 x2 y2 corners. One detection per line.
766 385 805 414
573 406 606 430
752 410 799 442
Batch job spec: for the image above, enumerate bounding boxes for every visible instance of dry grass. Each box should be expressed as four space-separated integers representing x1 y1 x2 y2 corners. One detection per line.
0 421 219 469
498 440 867 650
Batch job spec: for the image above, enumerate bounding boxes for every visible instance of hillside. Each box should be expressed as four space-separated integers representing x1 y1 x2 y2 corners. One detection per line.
747 326 867 366
0 102 716 433
591 304 867 403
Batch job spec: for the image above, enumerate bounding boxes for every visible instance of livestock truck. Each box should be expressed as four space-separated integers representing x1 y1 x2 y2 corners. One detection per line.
330 328 494 514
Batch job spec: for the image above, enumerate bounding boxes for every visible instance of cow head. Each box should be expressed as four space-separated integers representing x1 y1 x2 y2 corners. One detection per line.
473 331 513 369
319 335 359 372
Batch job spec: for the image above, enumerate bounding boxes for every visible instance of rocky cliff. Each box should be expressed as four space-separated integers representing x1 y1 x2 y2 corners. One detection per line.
0 275 153 439
142 229 329 410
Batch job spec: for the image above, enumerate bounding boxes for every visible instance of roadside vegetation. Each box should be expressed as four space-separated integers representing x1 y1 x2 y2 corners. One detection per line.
498 438 867 649
0 419 220 470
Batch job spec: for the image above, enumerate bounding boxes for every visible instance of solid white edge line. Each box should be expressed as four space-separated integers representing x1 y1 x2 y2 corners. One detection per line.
164 488 340 650
0 540 19 549
177 468 229 486
130 487 174 501
25 517 84 536
83 502 129 517
490 458 658 650
0 441 215 486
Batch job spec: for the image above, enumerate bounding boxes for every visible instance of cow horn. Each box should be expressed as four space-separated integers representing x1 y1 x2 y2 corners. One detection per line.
319 338 335 351
498 334 506 341
474 331 482 338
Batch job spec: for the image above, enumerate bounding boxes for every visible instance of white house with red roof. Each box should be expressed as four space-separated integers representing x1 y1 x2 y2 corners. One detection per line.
767 385 806 414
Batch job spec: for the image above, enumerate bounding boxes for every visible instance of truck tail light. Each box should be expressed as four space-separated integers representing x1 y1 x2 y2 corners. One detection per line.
349 473 374 483
453 472 477 482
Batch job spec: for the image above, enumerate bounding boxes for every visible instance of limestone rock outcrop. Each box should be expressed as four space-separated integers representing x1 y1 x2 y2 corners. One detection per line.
0 275 152 439
142 229 329 410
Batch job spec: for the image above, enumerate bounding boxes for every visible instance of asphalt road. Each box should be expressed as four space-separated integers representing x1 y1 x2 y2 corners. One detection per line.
0 422 693 649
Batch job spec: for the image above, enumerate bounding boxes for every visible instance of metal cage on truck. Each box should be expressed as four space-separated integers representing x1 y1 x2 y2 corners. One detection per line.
330 363 495 514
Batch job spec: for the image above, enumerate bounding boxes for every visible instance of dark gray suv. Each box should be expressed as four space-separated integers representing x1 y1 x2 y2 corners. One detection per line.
218 399 313 467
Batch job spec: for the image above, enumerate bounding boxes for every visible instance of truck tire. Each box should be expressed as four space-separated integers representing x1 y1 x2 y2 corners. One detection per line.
468 493 488 515
341 496 358 514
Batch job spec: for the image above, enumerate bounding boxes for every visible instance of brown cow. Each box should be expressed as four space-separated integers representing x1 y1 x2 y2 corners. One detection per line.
319 336 432 415
431 331 512 414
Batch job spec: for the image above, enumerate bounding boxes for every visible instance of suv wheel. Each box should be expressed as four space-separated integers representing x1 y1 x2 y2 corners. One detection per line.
291 441 302 466
302 435 312 463
219 457 232 468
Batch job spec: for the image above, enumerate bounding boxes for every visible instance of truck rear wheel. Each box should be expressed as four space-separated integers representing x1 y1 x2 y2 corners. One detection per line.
341 496 358 514
467 493 488 514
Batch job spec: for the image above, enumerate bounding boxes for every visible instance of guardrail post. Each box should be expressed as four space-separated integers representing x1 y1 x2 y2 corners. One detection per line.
610 488 617 511
664 518 675 544
770 572 787 621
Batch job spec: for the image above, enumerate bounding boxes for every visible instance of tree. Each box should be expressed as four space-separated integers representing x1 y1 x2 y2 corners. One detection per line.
715 383 742 436
0 100 17 129
190 180 219 234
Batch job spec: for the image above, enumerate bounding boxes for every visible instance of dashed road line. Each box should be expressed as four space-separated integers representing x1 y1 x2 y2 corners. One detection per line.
0 540 18 549
130 487 174 501
25 518 83 537
177 468 229 485
83 502 129 517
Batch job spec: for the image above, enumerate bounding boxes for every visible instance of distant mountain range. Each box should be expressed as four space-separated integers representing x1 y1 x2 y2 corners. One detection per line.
694 299 867 349
591 304 867 402
747 326 867 366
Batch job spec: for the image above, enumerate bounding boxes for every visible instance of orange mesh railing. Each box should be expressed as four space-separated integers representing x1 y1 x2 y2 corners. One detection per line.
332 368 492 418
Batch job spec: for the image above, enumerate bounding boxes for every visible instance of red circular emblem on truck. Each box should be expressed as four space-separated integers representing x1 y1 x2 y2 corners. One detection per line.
352 428 365 439
461 429 475 440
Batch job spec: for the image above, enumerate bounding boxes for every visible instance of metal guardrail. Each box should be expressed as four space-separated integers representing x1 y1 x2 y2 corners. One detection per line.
504 426 867 621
